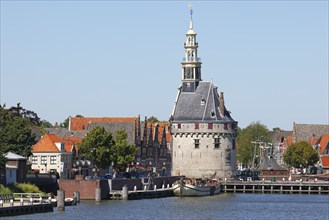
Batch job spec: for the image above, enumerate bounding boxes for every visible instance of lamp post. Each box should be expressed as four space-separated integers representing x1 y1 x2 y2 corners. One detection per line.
149 161 153 177
162 162 166 177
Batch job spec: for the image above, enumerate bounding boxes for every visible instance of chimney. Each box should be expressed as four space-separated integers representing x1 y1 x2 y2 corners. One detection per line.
219 92 225 116
68 116 72 131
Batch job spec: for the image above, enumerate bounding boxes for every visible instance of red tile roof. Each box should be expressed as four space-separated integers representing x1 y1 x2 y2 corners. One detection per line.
149 122 172 143
32 134 82 153
70 117 137 131
321 156 329 167
318 134 329 155
307 136 319 145
32 134 60 152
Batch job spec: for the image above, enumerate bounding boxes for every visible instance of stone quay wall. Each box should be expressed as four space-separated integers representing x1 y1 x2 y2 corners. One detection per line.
58 176 182 200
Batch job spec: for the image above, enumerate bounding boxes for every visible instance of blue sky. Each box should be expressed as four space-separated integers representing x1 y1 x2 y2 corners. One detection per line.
1 1 328 131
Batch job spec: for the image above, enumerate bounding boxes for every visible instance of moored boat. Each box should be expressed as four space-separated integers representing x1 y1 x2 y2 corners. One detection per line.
172 178 221 197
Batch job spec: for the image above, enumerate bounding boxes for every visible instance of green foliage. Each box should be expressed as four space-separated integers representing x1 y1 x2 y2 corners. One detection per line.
147 116 159 123
283 141 319 168
15 183 43 193
236 122 272 167
0 106 36 159
0 185 12 194
60 117 69 128
78 126 115 169
78 127 138 171
41 120 53 128
113 130 139 171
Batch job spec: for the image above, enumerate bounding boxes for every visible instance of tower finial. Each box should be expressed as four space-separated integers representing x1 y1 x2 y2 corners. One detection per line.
188 3 193 30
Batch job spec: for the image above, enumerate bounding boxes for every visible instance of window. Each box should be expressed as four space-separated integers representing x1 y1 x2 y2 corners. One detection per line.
214 138 220 149
224 123 228 130
208 123 213 129
195 123 199 129
194 139 200 149
41 156 47 164
201 98 206 105
32 156 37 164
178 124 181 129
232 139 236 150
50 156 57 165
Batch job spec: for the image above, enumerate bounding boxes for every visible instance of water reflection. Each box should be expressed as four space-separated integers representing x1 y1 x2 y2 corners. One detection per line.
8 194 329 220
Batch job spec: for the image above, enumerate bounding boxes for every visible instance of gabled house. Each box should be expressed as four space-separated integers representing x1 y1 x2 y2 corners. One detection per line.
314 134 329 174
30 134 82 179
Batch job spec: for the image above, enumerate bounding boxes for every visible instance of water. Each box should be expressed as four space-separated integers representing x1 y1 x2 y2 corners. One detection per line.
5 194 329 220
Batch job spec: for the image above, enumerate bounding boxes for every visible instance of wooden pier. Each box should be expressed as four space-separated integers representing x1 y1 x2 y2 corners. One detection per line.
221 181 329 194
0 193 53 217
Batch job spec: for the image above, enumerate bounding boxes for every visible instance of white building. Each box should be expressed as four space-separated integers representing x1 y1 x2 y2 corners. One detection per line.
170 8 238 179
30 134 81 179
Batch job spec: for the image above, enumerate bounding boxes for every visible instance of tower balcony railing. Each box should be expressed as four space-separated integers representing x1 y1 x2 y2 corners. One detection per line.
182 57 201 62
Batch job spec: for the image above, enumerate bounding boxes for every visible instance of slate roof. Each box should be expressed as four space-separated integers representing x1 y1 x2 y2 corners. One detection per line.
293 123 329 142
172 81 235 123
257 156 286 171
45 128 86 137
4 152 26 160
86 122 136 145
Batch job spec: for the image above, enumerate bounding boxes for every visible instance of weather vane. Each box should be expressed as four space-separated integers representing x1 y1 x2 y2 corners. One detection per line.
188 3 193 19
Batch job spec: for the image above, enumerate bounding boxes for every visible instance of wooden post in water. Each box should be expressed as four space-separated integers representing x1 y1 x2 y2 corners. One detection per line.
95 187 101 203
73 191 80 203
57 190 65 211
122 185 128 200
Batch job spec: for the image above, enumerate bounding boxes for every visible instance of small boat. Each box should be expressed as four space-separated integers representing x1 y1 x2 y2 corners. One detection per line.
172 178 221 197
65 197 77 206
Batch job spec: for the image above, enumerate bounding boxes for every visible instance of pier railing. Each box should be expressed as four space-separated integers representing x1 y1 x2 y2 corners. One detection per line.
221 180 329 194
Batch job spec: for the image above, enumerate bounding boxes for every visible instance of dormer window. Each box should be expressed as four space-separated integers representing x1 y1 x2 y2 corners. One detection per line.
211 110 215 117
201 98 206 105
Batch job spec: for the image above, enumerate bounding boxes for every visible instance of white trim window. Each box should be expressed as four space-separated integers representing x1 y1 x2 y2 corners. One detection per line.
50 156 57 165
41 156 47 164
32 156 38 164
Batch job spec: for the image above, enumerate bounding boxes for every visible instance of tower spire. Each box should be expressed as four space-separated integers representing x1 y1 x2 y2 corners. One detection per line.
188 3 193 30
181 4 202 93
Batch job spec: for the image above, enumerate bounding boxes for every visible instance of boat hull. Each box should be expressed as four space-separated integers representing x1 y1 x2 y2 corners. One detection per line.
172 183 221 197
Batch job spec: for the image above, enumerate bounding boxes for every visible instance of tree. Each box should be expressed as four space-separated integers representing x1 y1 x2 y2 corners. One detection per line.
283 141 319 168
147 116 159 123
112 129 139 171
8 103 41 126
78 127 138 171
78 126 115 169
0 106 36 157
0 105 37 174
41 120 53 128
236 122 272 167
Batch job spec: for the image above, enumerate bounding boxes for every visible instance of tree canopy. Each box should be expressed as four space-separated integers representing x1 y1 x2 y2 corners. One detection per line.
78 127 138 171
0 104 38 173
283 141 319 168
147 116 159 123
236 122 272 167
113 130 139 171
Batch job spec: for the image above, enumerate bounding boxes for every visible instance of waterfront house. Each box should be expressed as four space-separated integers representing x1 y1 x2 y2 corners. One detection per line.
170 9 237 179
30 134 82 179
